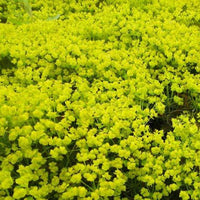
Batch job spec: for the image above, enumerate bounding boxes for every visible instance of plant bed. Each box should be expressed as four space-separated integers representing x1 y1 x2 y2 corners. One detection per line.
0 0 200 199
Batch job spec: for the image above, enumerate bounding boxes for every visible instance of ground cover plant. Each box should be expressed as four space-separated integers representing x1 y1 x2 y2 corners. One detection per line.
0 0 200 199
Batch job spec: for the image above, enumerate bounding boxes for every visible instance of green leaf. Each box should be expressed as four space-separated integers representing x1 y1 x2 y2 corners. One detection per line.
47 14 61 21
26 197 34 200
22 0 32 17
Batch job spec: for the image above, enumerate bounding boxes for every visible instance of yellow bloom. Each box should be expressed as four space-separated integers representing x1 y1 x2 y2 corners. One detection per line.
13 188 27 199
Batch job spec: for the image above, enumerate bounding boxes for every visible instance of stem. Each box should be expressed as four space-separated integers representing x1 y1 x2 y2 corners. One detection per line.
81 180 94 191
6 189 10 196
166 84 170 112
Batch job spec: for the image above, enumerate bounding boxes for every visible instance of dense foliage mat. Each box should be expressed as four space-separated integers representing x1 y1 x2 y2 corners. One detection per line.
0 0 200 199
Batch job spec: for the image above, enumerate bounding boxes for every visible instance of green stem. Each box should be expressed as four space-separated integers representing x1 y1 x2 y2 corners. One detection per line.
81 180 94 191
6 189 10 196
166 84 170 112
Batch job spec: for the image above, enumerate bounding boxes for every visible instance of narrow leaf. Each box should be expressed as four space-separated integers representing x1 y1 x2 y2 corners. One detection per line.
22 0 32 17
47 14 61 21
